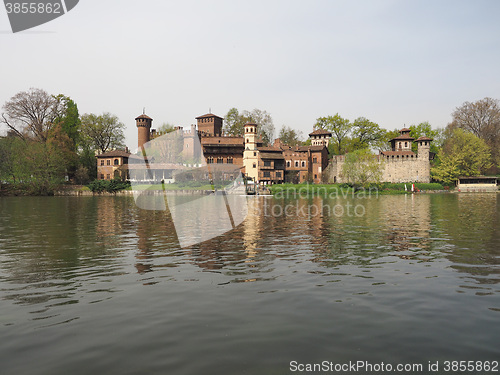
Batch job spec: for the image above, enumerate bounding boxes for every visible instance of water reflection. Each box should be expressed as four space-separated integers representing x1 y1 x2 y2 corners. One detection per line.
0 193 499 319
431 193 499 292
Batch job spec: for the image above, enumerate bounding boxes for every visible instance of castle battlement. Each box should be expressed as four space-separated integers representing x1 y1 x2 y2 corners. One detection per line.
327 128 433 183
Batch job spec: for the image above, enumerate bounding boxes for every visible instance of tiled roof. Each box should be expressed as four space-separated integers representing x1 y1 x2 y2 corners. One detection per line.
297 145 328 152
400 128 411 132
258 146 282 152
260 152 285 160
309 129 332 136
391 135 414 141
135 114 152 120
416 136 433 141
196 113 223 119
96 150 131 158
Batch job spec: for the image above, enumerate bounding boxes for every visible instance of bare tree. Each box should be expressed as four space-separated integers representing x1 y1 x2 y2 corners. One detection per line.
452 97 499 142
451 97 500 170
1 88 64 142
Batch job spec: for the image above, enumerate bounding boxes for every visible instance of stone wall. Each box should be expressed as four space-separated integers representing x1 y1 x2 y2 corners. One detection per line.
326 152 431 184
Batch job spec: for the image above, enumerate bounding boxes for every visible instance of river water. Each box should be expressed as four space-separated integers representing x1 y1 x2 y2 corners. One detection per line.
0 193 499 375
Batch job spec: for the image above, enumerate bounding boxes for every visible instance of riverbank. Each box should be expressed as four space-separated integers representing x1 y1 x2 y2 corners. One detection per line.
3 182 497 197
269 183 448 197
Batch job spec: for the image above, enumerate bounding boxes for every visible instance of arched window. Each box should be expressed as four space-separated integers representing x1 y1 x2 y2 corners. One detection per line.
295 161 299 167
404 142 407 148
302 161 306 167
114 159 119 165
287 161 291 167
253 163 256 168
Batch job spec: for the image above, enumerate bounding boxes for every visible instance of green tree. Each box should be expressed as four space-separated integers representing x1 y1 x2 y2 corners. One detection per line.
315 114 352 154
223 108 248 136
450 97 500 171
80 112 125 154
409 122 442 154
244 108 275 145
156 122 176 136
351 117 386 151
0 125 73 194
223 108 275 145
431 129 491 185
341 149 383 187
53 95 81 149
278 125 303 146
0 135 20 182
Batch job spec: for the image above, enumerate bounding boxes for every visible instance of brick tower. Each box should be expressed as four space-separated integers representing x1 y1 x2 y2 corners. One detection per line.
136 113 153 149
195 113 223 136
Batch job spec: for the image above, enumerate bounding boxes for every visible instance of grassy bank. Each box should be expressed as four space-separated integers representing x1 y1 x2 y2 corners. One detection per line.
269 182 445 196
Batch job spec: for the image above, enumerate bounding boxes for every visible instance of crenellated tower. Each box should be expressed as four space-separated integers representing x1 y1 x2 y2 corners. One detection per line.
136 113 153 149
416 136 432 182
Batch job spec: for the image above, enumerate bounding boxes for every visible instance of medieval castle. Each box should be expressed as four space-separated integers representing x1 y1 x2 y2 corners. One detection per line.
96 113 433 184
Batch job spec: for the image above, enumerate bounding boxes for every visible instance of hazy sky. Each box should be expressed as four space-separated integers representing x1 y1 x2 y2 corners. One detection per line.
1 0 499 149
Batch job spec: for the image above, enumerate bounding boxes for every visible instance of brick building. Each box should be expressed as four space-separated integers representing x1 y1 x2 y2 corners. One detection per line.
128 111 331 185
96 149 131 180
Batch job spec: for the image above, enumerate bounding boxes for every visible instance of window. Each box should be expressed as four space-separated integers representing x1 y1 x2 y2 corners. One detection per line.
107 160 111 165
253 163 256 168
217 157 223 164
100 160 104 166
227 157 233 164
114 159 119 165
106 174 110 180
313 157 317 163
100 174 104 180
287 161 291 167
314 174 317 179
207 157 214 164
276 172 282 178
295 161 299 167
263 171 271 178
405 142 408 148
301 161 306 167
264 160 271 167
253 152 256 156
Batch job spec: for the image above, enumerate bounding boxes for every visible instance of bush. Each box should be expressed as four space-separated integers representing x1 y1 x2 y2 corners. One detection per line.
87 179 130 193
